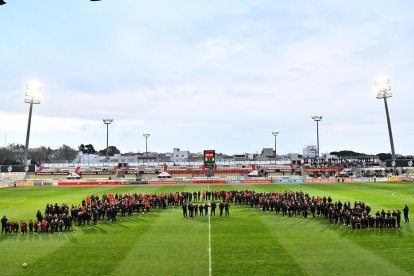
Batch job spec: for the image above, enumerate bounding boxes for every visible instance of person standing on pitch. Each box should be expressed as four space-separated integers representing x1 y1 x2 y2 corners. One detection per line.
211 201 216 216
182 202 188 218
219 201 224 216
224 201 230 217
1 216 7 235
204 203 209 216
403 205 409 224
199 203 204 216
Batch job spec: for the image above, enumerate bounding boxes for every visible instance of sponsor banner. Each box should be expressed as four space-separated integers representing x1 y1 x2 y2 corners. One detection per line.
192 180 227 184
387 177 401 182
352 177 371 183
168 170 204 174
34 181 54 186
149 180 178 185
385 159 414 168
242 180 272 184
1 165 36 173
401 177 414 182
36 172 68 175
274 179 305 183
14 182 35 187
58 181 122 186
0 184 9 189
375 177 389 182
304 168 340 172
226 180 243 184
333 178 353 183
80 171 114 175
123 181 149 185
305 178 336 183
216 170 250 174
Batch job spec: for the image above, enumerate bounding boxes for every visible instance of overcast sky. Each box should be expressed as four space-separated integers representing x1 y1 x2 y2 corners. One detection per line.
0 0 413 155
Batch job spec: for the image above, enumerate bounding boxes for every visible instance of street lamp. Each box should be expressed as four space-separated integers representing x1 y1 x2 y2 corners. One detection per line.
103 119 113 163
272 132 279 164
375 75 396 160
143 133 150 156
311 116 322 158
23 80 42 166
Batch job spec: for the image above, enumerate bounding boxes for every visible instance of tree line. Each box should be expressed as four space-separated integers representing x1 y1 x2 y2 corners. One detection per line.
0 143 120 165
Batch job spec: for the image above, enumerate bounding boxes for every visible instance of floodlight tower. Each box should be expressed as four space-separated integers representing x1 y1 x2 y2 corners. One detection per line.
272 131 279 164
143 133 150 156
375 75 396 160
311 116 322 158
103 119 113 163
23 80 42 166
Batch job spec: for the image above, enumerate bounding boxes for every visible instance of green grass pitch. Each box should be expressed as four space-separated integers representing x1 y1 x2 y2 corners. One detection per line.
0 182 413 276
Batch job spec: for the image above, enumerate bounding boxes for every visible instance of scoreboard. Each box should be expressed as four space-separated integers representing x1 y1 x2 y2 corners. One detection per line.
203 150 216 168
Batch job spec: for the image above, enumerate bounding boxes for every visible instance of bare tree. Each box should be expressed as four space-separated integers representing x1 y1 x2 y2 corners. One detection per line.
30 146 53 164
0 144 26 164
55 144 79 163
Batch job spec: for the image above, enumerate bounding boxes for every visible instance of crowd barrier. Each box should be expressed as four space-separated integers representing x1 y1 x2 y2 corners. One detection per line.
58 181 122 186
227 180 243 184
14 182 35 187
192 180 227 184
243 179 272 184
34 181 55 186
305 178 336 183
6 176 413 187
149 180 178 185
274 179 305 183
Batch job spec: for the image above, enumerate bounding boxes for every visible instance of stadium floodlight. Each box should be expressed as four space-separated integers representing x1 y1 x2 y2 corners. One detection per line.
143 133 150 156
272 132 279 164
311 116 322 158
25 80 42 104
375 75 395 160
103 119 113 163
23 80 43 168
0 1 6 6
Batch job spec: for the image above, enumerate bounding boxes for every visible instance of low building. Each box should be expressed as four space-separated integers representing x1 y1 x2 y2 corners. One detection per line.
261 148 275 158
303 145 317 158
109 154 138 163
172 148 189 163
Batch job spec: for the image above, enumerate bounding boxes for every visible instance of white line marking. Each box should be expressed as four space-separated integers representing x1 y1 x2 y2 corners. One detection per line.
392 192 413 200
208 185 212 276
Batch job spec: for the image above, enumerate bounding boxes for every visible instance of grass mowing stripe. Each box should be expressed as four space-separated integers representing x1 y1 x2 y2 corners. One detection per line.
211 206 304 275
1 184 413 275
109 207 209 275
254 207 411 276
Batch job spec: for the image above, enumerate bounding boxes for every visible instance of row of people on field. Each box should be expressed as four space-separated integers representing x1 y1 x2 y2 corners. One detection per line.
1 190 410 235
181 201 230 218
241 190 410 229
0 217 73 235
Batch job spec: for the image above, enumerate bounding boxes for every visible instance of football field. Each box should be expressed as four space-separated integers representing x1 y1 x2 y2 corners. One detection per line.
0 182 413 276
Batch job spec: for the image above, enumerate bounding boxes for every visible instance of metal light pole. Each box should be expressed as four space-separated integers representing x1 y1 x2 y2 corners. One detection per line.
311 116 322 158
375 76 396 160
23 80 42 166
103 119 113 164
272 132 279 164
143 133 150 156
